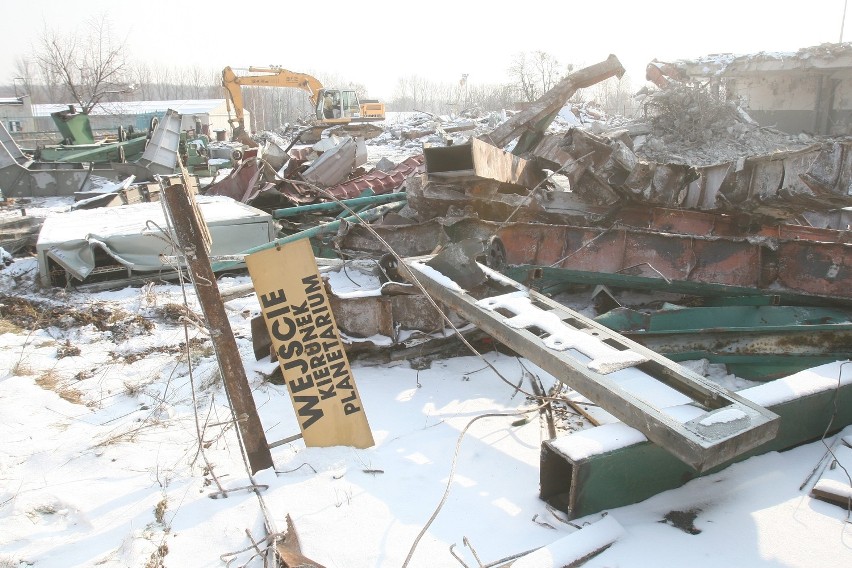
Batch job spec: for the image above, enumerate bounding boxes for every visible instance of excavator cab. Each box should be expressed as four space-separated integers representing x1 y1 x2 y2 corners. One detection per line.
316 89 362 123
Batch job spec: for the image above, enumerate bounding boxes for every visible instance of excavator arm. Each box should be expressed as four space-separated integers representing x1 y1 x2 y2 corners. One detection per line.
222 66 325 137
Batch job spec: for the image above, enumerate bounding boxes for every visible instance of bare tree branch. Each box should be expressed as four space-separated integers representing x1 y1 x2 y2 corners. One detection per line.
35 14 129 113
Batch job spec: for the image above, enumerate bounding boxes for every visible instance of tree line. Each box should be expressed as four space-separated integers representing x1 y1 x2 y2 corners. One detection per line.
1 16 636 132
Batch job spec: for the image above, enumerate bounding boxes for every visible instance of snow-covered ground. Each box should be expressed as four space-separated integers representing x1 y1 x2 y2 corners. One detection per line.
1 133 852 567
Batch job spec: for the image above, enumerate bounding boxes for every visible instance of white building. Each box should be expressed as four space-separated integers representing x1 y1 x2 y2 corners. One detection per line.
32 99 250 138
0 95 35 133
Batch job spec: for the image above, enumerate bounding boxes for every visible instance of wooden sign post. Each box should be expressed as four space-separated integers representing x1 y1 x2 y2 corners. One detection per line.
246 239 374 448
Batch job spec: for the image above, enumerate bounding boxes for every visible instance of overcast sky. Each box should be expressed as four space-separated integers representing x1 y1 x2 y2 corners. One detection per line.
1 0 849 100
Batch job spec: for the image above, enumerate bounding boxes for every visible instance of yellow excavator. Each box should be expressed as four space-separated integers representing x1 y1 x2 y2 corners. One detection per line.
222 66 385 141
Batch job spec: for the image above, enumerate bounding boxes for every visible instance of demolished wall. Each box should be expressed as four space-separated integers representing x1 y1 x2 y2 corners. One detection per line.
649 43 852 136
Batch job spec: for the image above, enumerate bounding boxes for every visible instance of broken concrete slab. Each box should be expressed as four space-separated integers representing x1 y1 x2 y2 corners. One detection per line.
651 44 852 135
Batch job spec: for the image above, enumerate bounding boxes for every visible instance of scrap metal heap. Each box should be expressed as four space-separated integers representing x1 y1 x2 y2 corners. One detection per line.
281 54 852 514
380 54 852 518
1 49 850 535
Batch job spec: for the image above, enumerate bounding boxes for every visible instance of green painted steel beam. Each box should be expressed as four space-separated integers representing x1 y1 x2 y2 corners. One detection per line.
272 191 405 219
503 265 852 307
211 200 405 272
540 374 852 519
40 137 148 163
593 305 852 380
667 353 846 381
596 305 852 334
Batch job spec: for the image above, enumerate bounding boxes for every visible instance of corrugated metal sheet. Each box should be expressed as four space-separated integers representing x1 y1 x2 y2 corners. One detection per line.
323 155 425 199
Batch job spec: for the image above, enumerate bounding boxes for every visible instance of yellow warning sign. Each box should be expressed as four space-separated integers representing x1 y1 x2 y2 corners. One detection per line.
246 239 374 449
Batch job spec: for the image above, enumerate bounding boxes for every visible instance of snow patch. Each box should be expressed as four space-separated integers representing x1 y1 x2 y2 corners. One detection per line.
698 408 747 426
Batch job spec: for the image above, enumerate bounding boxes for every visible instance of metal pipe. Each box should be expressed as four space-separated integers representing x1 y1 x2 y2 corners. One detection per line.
211 200 405 272
272 192 406 218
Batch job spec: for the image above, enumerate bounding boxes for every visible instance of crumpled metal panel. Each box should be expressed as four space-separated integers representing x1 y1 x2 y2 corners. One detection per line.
204 158 263 203
623 161 699 205
137 109 182 175
630 144 852 218
0 121 93 198
301 137 362 187
800 140 852 199
36 196 274 286
543 122 852 218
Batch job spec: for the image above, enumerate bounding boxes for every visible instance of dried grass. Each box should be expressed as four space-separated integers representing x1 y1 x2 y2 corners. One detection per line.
154 498 167 525
36 370 84 405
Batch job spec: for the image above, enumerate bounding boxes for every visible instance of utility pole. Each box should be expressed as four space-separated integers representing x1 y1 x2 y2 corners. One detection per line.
842 0 848 43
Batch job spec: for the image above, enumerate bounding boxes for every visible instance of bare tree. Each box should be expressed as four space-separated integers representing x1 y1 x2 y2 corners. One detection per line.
150 65 174 99
508 51 569 102
129 61 154 100
584 74 636 117
12 57 38 101
35 14 129 113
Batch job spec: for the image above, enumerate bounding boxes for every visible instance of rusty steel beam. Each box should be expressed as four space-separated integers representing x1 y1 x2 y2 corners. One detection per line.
162 182 273 474
445 217 852 302
613 205 852 245
482 55 625 150
402 255 779 472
